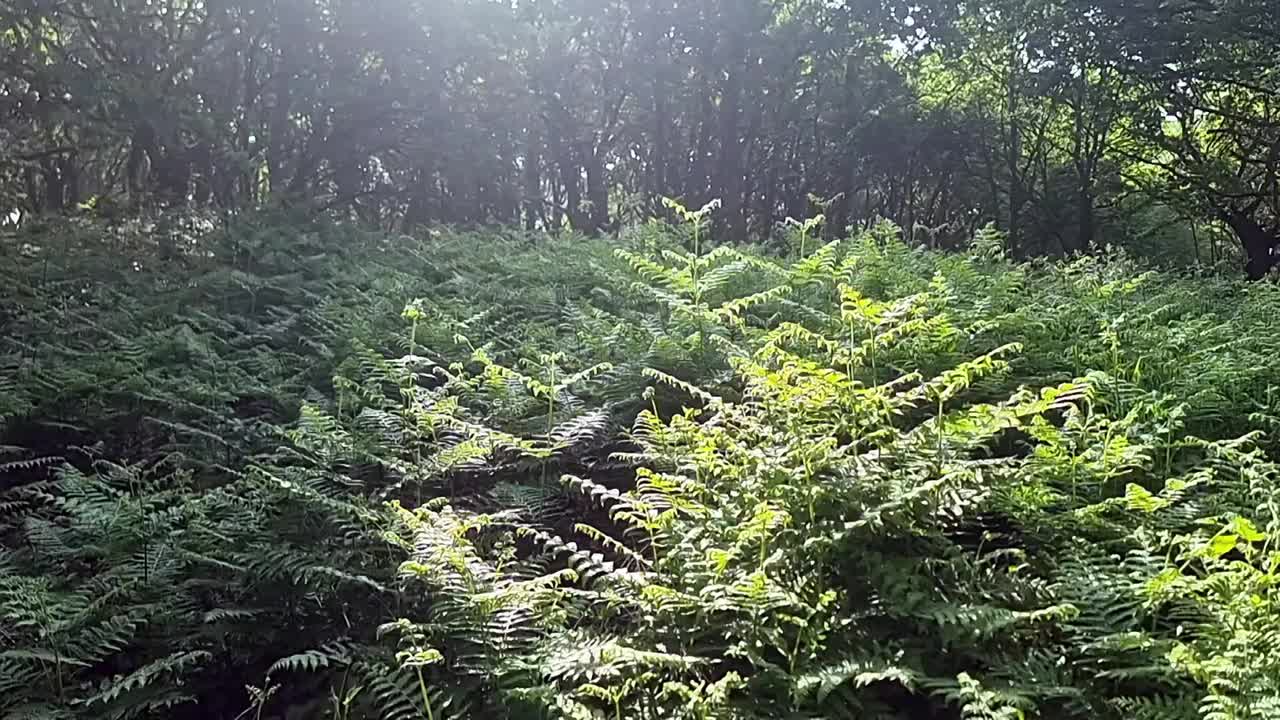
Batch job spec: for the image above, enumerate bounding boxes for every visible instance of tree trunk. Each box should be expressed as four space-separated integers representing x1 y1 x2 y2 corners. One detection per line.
691 89 715 203
523 128 542 231
1073 186 1094 255
583 141 609 234
550 175 564 231
267 54 293 199
651 49 670 203
404 170 430 230
833 53 860 236
1005 42 1022 256
761 159 778 242
1221 208 1278 280
554 140 586 231
652 83 669 202
715 21 746 240
41 157 64 211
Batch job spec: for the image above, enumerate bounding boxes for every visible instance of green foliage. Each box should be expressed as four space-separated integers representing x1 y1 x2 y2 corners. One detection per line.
6 213 1280 719
8 0 1276 275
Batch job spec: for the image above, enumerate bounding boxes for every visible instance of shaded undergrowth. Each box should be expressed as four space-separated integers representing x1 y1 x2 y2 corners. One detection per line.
4 212 1280 719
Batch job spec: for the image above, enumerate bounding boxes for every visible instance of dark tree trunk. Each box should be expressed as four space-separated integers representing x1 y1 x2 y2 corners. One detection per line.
691 89 716 202
41 157 64 211
127 123 158 201
583 141 609 234
833 53 860 237
523 129 542 231
925 173 949 228
156 147 192 207
267 9 301 199
761 159 778 241
904 162 917 244
404 170 430 230
1005 45 1022 256
1220 207 1278 280
24 166 41 214
550 175 564 230
191 145 213 206
1074 186 1094 255
555 141 586 231
651 53 670 202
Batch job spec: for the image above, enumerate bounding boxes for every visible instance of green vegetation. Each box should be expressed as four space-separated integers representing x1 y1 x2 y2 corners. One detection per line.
3 0 1279 275
7 0 1280 718
6 212 1280 719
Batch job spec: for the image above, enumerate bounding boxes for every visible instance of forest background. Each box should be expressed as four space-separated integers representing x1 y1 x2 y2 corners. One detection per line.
3 0 1279 274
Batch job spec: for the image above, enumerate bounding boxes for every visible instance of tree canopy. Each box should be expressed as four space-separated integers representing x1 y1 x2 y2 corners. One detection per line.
3 0 1279 273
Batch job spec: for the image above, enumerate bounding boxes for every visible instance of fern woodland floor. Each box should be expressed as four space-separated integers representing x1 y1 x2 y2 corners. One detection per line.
6 213 1280 719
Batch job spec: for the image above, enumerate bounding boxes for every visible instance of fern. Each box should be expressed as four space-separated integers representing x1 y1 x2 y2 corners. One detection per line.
8 214 1280 719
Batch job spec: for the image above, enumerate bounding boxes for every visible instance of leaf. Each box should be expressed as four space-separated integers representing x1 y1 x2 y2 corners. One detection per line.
1206 534 1239 559
1230 517 1266 544
397 648 444 668
1124 483 1166 513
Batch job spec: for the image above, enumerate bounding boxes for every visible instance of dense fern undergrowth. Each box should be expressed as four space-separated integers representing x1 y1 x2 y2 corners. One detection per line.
6 209 1280 720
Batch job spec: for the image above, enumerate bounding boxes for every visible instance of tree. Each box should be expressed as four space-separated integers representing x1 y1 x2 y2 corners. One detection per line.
1097 0 1280 276
3 0 1279 275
